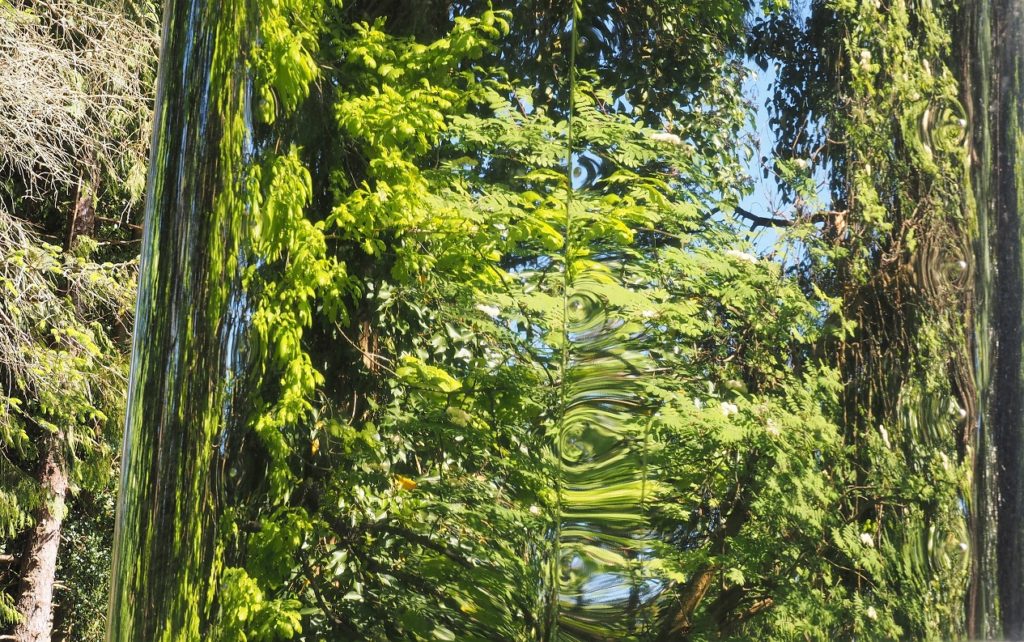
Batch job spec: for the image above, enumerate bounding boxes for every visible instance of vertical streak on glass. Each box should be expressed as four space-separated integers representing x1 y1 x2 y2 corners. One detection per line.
556 279 657 640
963 0 998 634
551 4 576 636
554 3 658 639
966 0 1024 636
106 0 255 638
991 0 1024 635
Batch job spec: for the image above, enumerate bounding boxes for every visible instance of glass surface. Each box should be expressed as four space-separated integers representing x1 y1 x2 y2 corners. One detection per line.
104 0 1024 639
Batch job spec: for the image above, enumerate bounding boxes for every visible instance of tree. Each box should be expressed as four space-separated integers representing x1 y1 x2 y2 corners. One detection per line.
0 0 156 638
0 0 978 638
182 1 949 639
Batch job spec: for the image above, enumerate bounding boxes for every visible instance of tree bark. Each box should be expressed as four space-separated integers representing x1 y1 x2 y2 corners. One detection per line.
11 440 68 642
663 563 718 636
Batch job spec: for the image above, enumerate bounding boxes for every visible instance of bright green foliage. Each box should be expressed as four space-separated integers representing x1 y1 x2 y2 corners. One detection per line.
252 0 322 123
215 0 872 635
335 12 508 155
0 0 977 638
248 148 335 496
212 0 329 634
227 12 559 639
216 568 304 642
195 0 977 637
329 11 510 282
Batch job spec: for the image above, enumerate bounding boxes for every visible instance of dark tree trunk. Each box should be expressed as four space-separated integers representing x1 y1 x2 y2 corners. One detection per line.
990 0 1024 633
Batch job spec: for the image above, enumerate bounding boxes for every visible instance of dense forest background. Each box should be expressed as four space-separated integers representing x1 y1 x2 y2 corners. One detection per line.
0 0 983 640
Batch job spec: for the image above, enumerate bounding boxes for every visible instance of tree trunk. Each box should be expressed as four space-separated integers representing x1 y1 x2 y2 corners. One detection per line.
662 563 717 636
11 440 69 642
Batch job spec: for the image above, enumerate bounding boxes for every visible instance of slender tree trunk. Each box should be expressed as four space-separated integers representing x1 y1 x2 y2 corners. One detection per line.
11 440 69 642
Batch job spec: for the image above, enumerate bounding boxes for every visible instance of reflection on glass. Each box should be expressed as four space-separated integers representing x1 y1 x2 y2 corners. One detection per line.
103 0 1023 639
106 0 257 637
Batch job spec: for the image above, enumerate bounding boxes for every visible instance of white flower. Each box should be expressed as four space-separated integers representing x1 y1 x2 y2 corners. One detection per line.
693 398 704 410
725 249 757 263
959 542 969 552
641 309 657 319
794 158 808 170
650 132 683 146
529 505 541 516
860 532 875 548
766 420 780 437
860 49 872 63
866 606 878 621
475 303 500 317
958 118 968 128
720 402 739 417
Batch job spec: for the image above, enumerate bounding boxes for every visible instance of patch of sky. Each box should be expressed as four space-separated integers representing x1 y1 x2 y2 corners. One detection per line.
733 55 833 268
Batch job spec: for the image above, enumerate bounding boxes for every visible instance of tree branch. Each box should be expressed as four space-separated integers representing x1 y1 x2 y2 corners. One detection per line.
731 205 847 230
